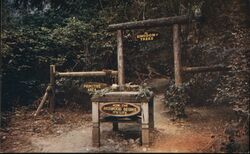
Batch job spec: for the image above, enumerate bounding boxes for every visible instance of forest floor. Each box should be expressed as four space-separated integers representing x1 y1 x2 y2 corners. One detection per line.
0 78 248 153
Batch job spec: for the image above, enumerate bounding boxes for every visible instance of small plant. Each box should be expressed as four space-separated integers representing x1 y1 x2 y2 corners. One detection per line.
164 81 190 119
136 83 154 101
92 83 154 101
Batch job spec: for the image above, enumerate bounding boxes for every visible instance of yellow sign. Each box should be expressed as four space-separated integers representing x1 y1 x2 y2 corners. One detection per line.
81 82 108 92
100 103 141 117
136 31 160 41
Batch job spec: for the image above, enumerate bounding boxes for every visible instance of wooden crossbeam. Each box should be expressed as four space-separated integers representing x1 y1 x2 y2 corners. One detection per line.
108 15 192 30
182 65 231 73
56 70 118 77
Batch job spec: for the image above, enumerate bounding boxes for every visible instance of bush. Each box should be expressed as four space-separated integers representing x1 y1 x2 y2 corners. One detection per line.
164 81 190 119
55 78 91 111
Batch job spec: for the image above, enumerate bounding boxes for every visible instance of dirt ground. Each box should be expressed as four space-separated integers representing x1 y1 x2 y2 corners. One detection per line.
0 95 244 153
0 79 248 153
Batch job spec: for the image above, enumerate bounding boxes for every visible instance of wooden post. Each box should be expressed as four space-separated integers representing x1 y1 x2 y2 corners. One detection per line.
34 86 51 116
173 24 182 87
117 30 125 89
149 97 154 131
141 102 150 147
49 65 56 113
92 102 100 147
112 122 119 131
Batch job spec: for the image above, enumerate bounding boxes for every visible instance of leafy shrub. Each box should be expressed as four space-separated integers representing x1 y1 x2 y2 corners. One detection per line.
56 78 91 111
164 81 190 119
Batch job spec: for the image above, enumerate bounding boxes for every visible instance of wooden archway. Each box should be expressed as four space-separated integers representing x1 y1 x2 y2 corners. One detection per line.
108 15 230 88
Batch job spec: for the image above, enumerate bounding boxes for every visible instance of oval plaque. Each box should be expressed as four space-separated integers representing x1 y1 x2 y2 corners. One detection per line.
100 103 141 117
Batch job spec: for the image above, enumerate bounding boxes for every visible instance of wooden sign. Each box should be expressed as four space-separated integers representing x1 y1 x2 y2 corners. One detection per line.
81 82 108 92
100 103 140 117
136 31 160 41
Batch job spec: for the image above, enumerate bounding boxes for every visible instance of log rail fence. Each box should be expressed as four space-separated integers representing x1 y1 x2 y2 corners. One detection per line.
34 67 118 116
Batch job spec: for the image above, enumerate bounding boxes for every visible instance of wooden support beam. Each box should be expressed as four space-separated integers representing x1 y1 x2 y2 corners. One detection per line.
173 24 182 87
49 65 56 113
117 30 125 89
112 122 119 131
108 15 191 30
92 102 100 147
182 65 231 73
57 70 118 77
141 102 150 147
34 86 51 116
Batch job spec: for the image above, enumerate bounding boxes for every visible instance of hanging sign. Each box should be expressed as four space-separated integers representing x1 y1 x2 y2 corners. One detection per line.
100 103 141 117
135 31 160 41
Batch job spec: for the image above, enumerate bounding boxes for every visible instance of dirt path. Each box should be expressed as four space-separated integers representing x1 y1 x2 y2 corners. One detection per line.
24 94 236 153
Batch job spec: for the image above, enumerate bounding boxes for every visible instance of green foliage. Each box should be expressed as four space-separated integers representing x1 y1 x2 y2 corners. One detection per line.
56 78 91 110
164 81 190 119
92 83 153 101
136 84 154 101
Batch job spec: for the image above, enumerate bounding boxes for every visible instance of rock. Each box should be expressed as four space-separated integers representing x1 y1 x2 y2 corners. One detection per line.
108 139 115 144
56 130 63 134
33 128 41 133
143 147 147 152
128 139 135 144
122 140 128 145
135 138 140 144
115 144 120 150
131 143 137 148
118 148 123 152
2 136 6 140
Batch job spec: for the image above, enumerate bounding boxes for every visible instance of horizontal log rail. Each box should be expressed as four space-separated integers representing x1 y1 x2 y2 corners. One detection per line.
182 65 231 73
108 15 192 30
56 70 118 77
